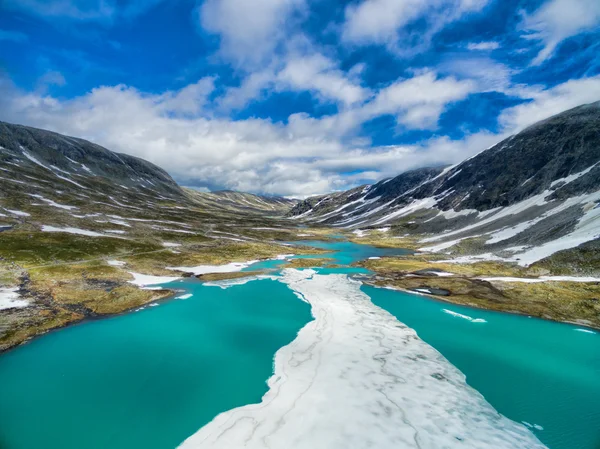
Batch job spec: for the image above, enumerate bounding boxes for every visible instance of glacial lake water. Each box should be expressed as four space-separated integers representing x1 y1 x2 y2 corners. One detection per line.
0 240 598 449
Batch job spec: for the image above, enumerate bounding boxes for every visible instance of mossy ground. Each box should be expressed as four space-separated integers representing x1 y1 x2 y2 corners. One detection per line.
363 256 600 329
284 258 336 268
348 233 421 250
197 271 267 282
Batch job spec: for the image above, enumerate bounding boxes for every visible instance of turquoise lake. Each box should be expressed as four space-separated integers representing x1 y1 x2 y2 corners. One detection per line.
0 240 598 449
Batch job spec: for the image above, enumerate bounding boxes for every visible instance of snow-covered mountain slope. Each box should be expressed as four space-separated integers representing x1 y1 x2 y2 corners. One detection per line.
289 101 600 266
0 121 184 198
0 121 294 218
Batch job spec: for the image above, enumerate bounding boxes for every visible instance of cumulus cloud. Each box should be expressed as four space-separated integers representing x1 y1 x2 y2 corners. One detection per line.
467 41 500 51
342 0 489 54
499 75 600 130
276 54 370 107
199 0 305 67
364 72 476 129
218 52 370 111
521 0 600 65
2 72 599 197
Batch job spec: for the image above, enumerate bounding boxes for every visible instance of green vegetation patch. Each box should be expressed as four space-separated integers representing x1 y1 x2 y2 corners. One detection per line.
285 258 336 268
0 231 162 268
197 270 267 282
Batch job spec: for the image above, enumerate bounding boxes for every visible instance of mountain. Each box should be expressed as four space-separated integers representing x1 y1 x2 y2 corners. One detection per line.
186 189 296 215
0 121 296 218
0 122 184 198
0 121 308 352
289 101 600 267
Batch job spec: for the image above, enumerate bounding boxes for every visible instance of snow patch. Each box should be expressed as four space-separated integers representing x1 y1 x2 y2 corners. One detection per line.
29 194 77 210
4 209 30 217
166 260 259 276
41 226 108 237
0 287 29 310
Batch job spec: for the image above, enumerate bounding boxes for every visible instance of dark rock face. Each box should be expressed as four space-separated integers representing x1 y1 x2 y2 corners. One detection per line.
0 121 183 197
365 167 446 202
420 101 600 212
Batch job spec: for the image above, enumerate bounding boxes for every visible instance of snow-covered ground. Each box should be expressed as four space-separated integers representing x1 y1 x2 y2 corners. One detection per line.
478 276 600 283
127 272 180 287
0 287 29 310
166 261 259 276
178 270 545 449
41 225 107 237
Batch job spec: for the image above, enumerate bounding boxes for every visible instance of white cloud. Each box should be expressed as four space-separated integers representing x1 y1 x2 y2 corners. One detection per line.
3 69 599 197
342 0 489 54
0 71 475 196
522 0 600 65
158 78 216 116
276 54 370 107
364 72 475 129
199 0 305 67
218 50 369 111
467 41 500 51
437 56 514 93
499 75 600 131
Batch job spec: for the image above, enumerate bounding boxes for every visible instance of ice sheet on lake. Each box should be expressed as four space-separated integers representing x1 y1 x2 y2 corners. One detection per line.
178 270 545 449
203 275 279 289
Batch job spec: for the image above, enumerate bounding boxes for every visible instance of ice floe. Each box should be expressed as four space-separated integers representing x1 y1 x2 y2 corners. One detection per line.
179 270 544 449
203 275 279 289
273 254 294 260
443 309 487 323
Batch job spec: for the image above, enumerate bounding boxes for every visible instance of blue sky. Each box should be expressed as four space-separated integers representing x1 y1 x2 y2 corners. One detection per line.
1 0 599 196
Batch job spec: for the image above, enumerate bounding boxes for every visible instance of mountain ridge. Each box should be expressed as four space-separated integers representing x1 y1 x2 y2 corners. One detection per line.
288 101 600 267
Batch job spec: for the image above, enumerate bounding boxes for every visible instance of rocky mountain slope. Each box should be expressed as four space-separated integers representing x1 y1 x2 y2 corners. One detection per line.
289 101 600 268
186 189 295 215
0 122 184 198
